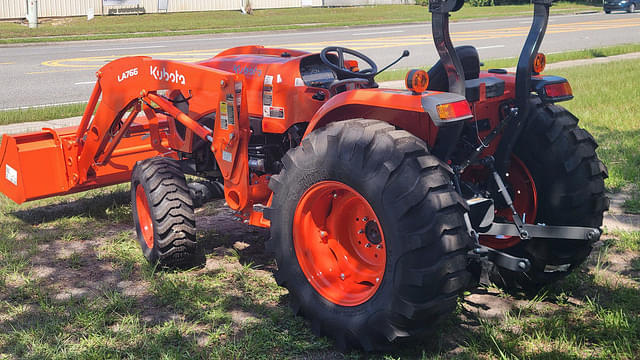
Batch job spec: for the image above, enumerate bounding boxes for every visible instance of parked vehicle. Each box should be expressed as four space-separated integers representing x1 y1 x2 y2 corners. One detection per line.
0 0 608 350
604 0 638 13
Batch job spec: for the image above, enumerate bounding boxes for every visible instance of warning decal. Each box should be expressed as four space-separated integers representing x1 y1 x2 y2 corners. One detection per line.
227 102 235 125
263 106 285 119
5 164 17 186
220 101 228 130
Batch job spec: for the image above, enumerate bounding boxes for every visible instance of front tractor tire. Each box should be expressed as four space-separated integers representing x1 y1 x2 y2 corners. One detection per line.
131 157 204 269
496 101 609 290
266 120 472 350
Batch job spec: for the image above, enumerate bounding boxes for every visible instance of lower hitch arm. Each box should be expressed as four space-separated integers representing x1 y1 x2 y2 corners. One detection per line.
463 208 531 273
468 245 531 273
480 157 602 243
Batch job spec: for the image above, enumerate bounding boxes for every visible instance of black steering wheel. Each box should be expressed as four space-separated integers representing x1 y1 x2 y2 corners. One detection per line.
320 46 378 79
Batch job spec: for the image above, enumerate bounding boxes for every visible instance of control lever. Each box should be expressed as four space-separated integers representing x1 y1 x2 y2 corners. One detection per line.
373 50 410 76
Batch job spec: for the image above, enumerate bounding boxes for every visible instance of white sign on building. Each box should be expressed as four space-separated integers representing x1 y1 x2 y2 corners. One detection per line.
103 0 141 6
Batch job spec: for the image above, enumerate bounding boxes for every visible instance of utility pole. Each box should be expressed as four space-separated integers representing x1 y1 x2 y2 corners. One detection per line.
26 0 38 28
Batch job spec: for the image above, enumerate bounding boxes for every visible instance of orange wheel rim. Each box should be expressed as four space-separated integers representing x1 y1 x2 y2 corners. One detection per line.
293 181 386 306
135 184 154 249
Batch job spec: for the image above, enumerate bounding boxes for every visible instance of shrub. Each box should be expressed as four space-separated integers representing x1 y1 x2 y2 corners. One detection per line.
469 0 495 7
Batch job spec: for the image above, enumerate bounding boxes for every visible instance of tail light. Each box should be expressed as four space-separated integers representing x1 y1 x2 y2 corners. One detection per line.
436 100 472 121
531 76 574 103
544 82 572 98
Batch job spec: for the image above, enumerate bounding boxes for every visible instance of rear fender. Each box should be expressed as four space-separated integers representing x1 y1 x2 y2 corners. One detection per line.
303 88 471 150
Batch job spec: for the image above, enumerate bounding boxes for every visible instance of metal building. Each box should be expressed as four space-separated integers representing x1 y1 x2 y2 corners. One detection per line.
1 0 328 20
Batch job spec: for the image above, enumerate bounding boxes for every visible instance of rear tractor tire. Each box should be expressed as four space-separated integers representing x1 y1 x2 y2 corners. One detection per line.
494 101 609 291
131 157 204 269
266 119 473 350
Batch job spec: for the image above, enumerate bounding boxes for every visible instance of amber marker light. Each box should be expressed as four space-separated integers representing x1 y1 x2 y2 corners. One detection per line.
343 59 360 72
436 100 472 121
405 69 429 94
533 53 546 74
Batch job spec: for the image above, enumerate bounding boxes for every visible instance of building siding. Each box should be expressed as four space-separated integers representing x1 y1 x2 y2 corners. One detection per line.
1 0 409 19
1 0 28 19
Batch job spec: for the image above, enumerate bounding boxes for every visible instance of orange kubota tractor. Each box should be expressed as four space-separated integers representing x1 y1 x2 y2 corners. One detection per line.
0 0 608 350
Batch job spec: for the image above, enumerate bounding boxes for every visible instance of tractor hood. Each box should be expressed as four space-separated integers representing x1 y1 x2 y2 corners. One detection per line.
198 46 343 134
199 46 312 121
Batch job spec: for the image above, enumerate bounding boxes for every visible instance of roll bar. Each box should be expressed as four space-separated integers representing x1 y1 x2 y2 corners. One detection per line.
495 0 552 175
428 0 466 96
428 0 554 175
515 0 552 119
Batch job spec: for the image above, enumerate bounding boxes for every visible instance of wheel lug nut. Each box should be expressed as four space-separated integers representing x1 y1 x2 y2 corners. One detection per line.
362 217 368 222
358 229 364 234
340 273 345 280
376 244 382 249
365 243 371 248
332 192 338 199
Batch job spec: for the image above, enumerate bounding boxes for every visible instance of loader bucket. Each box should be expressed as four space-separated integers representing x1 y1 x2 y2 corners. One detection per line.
0 120 168 204
0 128 71 204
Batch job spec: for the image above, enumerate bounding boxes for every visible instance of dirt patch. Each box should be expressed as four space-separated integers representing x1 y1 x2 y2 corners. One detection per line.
196 199 273 271
604 186 640 231
31 238 118 300
464 289 514 320
230 309 257 325
40 17 73 27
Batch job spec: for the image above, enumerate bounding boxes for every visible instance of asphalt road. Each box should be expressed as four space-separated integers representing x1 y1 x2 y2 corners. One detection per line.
1 11 639 110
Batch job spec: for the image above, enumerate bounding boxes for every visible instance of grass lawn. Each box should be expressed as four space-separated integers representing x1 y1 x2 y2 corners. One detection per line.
0 58 637 358
555 59 640 206
0 185 637 359
481 43 640 70
0 102 87 126
0 2 600 44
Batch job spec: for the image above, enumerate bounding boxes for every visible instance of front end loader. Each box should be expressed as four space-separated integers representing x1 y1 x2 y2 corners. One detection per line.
0 0 608 350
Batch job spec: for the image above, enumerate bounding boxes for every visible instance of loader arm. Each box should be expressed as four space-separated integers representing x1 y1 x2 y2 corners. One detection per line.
0 57 247 204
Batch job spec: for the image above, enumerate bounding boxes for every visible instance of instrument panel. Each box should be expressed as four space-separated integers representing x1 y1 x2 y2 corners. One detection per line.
299 55 336 88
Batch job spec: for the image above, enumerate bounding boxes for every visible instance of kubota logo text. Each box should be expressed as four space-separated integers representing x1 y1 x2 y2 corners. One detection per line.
150 66 186 85
117 67 138 82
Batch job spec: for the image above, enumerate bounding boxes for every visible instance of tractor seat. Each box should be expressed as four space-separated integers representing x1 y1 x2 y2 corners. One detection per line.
426 45 504 102
427 45 480 91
